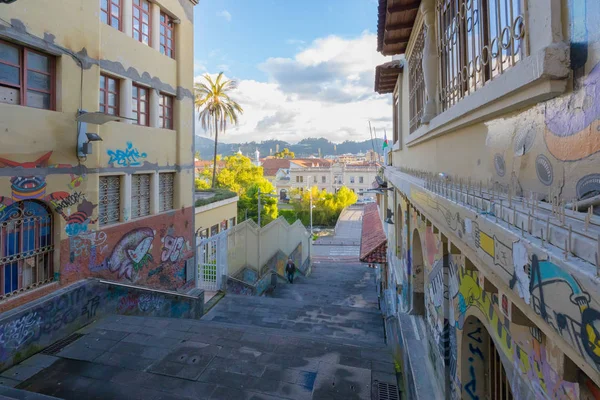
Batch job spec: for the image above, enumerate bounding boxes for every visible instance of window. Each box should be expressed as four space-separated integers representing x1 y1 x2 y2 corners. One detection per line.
1 201 54 299
133 0 151 45
132 83 149 126
229 217 236 227
321 176 326 183
198 228 208 239
131 174 151 218
0 41 55 110
437 0 526 112
159 93 174 129
210 224 219 236
100 74 119 115
409 25 426 133
296 176 303 183
313 176 317 184
221 220 228 231
160 12 175 58
350 176 355 184
158 172 174 212
99 176 121 225
359 176 364 184
101 0 121 30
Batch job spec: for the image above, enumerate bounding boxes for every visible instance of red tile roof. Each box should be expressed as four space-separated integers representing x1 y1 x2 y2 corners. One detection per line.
290 159 333 168
360 203 387 263
261 158 291 176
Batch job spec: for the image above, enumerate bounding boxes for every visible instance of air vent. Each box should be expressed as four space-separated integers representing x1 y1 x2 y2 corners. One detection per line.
376 381 399 400
41 333 84 355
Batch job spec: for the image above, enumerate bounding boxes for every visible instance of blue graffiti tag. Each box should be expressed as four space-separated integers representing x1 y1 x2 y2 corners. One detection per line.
107 142 148 167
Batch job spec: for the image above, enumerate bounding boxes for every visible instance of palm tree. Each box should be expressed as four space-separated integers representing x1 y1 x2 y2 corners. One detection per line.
194 72 243 188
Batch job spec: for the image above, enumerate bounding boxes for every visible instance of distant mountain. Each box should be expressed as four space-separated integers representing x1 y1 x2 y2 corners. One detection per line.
194 136 384 159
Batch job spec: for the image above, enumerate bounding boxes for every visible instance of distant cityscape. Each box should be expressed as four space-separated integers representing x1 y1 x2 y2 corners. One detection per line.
194 136 385 160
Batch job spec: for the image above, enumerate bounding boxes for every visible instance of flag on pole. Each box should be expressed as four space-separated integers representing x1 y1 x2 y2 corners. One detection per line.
382 132 389 150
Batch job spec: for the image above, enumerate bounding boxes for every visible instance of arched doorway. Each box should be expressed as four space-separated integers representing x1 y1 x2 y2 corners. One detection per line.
411 228 425 315
0 200 53 297
461 316 513 399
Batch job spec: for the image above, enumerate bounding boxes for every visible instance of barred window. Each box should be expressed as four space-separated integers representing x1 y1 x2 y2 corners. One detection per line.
99 176 121 225
131 174 151 218
409 25 426 134
437 0 526 112
159 172 174 212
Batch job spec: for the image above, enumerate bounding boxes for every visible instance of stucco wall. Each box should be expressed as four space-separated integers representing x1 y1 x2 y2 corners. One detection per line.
0 0 196 310
194 199 238 235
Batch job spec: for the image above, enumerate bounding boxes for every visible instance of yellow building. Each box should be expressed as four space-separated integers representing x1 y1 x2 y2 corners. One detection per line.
194 192 239 238
0 0 197 312
373 0 600 398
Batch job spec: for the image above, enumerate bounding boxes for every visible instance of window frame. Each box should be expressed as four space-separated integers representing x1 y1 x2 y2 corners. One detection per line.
131 173 151 219
99 74 119 116
101 0 122 31
159 12 175 59
158 172 175 212
133 0 151 45
132 83 150 126
0 40 56 110
159 92 174 129
98 175 121 226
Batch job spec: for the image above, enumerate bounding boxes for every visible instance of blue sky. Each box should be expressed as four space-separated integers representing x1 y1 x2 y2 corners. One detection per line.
192 0 392 144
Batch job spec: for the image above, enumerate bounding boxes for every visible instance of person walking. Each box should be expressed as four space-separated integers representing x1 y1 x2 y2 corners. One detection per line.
285 258 296 284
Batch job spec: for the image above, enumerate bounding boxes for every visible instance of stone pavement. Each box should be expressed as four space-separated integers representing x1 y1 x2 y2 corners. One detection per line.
312 206 363 263
4 205 398 399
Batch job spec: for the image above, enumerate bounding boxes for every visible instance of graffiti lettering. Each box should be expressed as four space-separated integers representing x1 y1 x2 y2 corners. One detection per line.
0 313 41 350
106 228 155 281
161 235 184 263
464 365 479 400
50 191 85 215
81 296 101 319
138 293 165 312
107 142 148 167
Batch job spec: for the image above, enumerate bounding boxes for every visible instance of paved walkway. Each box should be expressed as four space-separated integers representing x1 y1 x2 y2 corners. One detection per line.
6 206 397 399
312 206 363 263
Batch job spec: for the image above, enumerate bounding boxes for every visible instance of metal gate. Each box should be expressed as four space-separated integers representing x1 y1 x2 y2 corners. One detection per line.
196 230 228 291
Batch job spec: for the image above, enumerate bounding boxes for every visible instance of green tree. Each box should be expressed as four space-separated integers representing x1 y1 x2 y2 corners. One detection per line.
194 72 244 188
291 186 357 226
238 180 278 227
273 148 295 159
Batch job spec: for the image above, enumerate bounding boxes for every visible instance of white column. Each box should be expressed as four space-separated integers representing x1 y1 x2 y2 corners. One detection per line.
149 89 160 128
120 79 133 124
420 0 439 124
121 174 132 222
151 2 161 52
123 0 133 37
151 172 159 214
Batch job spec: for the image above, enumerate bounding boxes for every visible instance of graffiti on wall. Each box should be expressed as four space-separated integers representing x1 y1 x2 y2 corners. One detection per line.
105 228 155 280
161 235 184 263
107 142 148 167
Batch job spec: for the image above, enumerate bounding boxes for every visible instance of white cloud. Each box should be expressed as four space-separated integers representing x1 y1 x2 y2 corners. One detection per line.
216 10 231 22
194 32 393 144
194 60 206 74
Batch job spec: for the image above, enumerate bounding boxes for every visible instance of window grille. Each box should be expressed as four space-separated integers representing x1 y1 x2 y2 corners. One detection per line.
409 25 426 134
489 335 514 399
437 0 527 112
1 201 54 299
99 176 121 225
159 173 174 212
131 174 151 219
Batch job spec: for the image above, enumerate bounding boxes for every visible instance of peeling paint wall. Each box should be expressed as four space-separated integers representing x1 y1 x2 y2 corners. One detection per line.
0 0 196 310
